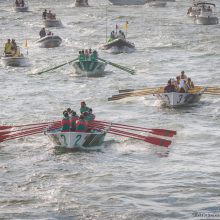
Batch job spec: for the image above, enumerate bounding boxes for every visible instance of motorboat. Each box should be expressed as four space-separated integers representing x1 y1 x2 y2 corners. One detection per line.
36 35 62 48
194 3 219 25
1 55 28 67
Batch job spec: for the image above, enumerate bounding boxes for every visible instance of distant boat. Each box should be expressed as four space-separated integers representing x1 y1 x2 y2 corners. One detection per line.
36 35 62 48
194 3 219 25
108 0 147 5
1 54 28 67
13 2 29 12
147 0 167 7
43 18 62 27
74 0 89 7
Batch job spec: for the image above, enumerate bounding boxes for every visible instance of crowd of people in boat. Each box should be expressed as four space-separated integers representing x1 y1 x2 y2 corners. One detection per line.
61 102 95 132
15 0 25 7
39 27 54 38
78 49 98 62
164 71 195 93
108 30 126 42
42 9 56 20
187 4 213 15
4 39 23 57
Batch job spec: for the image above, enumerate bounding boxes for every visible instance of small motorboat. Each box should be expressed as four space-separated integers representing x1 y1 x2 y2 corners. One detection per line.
13 4 29 12
108 0 147 5
73 60 106 77
147 0 167 7
43 18 62 27
1 55 28 67
155 91 204 107
46 127 109 149
74 0 89 7
36 35 62 48
101 38 135 54
194 3 219 25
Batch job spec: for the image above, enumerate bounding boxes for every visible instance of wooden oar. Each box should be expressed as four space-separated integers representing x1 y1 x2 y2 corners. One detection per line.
92 120 176 137
118 87 163 93
36 58 79 75
91 124 172 147
97 57 135 75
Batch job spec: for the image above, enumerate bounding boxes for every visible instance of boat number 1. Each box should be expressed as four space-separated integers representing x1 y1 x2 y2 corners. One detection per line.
75 134 82 145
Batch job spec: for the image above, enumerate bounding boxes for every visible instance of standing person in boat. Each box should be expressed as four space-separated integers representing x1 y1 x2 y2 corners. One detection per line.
80 101 90 114
39 27 46 38
179 71 187 80
11 39 17 55
61 111 70 132
75 115 88 132
47 10 53 19
69 110 79 131
4 39 13 56
42 9 47 19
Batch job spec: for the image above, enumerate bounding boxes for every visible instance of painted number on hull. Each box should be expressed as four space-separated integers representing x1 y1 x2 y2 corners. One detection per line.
177 95 183 104
75 134 82 146
60 134 67 146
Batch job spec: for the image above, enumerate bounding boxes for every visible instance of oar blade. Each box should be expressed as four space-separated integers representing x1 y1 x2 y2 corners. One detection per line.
145 136 171 148
0 125 13 130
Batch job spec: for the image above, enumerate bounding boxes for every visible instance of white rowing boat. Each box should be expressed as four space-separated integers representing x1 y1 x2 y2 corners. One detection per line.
13 5 29 12
155 91 204 107
101 38 135 54
36 35 62 48
108 0 147 5
46 128 108 149
1 55 28 67
43 18 62 27
73 60 106 77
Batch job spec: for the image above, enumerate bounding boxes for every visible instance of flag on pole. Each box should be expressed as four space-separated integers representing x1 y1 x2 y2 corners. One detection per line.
124 21 128 31
24 40 29 55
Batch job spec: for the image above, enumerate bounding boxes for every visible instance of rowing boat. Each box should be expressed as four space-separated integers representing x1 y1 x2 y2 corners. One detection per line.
43 18 62 27
13 5 29 12
36 35 62 48
155 91 204 107
108 0 147 5
46 127 109 149
101 38 135 54
74 0 89 7
1 55 29 67
73 60 106 77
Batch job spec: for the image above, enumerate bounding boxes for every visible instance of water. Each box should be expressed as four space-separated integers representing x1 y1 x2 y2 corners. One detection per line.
0 0 220 219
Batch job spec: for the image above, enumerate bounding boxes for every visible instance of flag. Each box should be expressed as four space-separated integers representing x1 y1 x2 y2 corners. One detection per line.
24 39 28 48
124 21 128 31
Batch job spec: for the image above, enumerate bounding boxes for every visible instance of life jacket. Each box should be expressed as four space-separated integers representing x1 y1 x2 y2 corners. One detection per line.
5 43 12 53
61 117 70 132
70 116 79 131
76 119 88 132
79 54 85 62
86 114 95 122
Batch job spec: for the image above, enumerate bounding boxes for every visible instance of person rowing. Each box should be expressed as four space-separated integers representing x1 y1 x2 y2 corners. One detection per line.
186 78 195 90
164 80 177 93
39 28 46 38
4 39 13 56
179 71 187 80
42 9 47 19
75 115 88 132
61 111 70 132
69 110 79 131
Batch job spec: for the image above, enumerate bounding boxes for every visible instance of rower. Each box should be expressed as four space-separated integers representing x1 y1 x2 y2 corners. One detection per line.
11 39 17 54
42 9 47 19
61 111 70 132
164 80 177 93
69 110 79 131
179 71 187 80
80 101 90 114
75 115 88 132
87 108 95 122
179 79 187 93
4 39 13 56
186 78 195 90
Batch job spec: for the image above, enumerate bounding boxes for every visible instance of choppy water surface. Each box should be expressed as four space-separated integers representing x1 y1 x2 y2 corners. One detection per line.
0 0 220 219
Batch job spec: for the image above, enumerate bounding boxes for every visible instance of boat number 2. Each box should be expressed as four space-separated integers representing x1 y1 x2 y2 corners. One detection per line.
61 134 67 146
75 134 82 145
177 95 183 104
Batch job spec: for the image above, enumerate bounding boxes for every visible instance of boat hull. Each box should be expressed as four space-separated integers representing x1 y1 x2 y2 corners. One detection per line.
156 92 203 107
1 56 28 67
73 61 106 77
47 130 107 149
147 1 167 7
195 16 219 25
14 6 29 12
36 35 62 48
74 0 89 7
43 19 62 27
101 38 135 54
108 0 146 5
